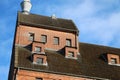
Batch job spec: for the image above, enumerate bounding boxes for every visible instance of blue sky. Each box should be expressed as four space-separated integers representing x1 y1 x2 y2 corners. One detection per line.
0 0 120 80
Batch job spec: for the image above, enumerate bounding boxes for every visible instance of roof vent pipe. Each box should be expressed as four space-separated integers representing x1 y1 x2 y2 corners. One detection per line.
21 0 32 14
51 14 57 19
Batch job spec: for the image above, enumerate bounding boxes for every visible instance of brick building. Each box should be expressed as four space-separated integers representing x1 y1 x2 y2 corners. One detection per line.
9 0 120 80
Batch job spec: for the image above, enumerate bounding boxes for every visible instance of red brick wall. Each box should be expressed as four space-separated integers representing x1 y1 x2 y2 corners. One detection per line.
107 54 120 64
16 69 93 80
15 25 79 51
32 42 45 53
65 47 78 58
14 25 82 80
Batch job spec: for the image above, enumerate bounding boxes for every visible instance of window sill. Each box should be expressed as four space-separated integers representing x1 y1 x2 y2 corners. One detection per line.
33 62 48 66
65 56 77 60
32 51 45 54
108 63 120 66
65 46 77 49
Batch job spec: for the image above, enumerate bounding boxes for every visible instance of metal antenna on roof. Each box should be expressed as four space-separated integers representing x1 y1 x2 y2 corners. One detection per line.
21 0 32 14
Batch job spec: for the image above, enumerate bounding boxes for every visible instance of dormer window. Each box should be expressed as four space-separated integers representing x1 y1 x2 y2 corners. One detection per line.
35 47 41 52
68 51 74 57
65 46 78 59
29 33 34 41
107 53 120 65
33 53 47 66
66 39 71 47
110 58 117 64
36 58 43 65
32 41 45 54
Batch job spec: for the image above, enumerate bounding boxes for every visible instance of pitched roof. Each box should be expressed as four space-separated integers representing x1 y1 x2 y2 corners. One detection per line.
17 12 79 32
14 43 120 80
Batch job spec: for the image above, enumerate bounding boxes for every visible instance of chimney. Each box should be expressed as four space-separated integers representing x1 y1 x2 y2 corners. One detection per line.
21 0 32 14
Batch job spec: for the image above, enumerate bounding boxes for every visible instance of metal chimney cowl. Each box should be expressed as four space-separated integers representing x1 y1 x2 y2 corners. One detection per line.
21 0 32 14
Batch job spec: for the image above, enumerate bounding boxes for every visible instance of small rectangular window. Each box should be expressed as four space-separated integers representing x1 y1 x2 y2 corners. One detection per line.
36 58 43 65
111 58 117 64
29 33 34 41
54 37 59 45
35 47 41 52
41 35 47 43
68 52 74 57
36 78 43 80
66 39 71 47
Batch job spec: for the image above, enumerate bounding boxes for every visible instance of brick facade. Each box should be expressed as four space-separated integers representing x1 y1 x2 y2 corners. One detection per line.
16 69 92 80
15 25 79 51
8 12 120 80
9 12 120 80
13 24 80 80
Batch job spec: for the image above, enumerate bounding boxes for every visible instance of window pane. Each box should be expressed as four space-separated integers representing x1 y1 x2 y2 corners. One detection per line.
36 78 42 80
68 52 74 57
111 58 117 64
54 37 59 45
36 58 43 65
41 35 47 43
35 47 41 52
29 33 34 41
66 39 71 46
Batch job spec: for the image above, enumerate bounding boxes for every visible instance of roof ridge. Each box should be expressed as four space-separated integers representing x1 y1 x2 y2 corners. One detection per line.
18 11 72 21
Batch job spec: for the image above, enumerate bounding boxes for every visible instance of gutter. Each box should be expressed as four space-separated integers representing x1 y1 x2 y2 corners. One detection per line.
13 68 18 80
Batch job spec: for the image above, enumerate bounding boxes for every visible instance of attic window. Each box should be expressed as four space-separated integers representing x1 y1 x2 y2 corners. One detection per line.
68 51 74 57
66 39 71 47
107 54 120 65
36 78 43 80
36 58 43 65
33 54 47 66
54 37 59 45
29 33 34 41
35 47 41 52
41 35 47 43
110 58 117 64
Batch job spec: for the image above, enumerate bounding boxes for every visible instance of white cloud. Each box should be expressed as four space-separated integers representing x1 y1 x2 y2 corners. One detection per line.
30 0 120 47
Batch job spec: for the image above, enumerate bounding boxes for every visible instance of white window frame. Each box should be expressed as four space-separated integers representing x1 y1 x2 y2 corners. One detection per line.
110 58 117 64
35 47 41 52
66 39 71 47
54 37 59 45
67 51 74 58
41 35 47 43
36 58 43 65
29 33 34 41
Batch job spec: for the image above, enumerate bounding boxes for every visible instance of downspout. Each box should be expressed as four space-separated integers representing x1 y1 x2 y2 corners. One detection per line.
13 68 18 80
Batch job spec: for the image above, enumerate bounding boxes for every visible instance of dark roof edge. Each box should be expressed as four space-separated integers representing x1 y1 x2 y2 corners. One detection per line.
18 21 79 34
71 20 79 33
18 11 75 21
16 67 109 80
79 42 120 50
